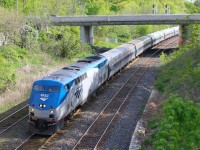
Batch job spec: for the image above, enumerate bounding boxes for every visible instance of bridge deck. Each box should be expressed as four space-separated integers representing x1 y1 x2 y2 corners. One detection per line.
49 14 200 26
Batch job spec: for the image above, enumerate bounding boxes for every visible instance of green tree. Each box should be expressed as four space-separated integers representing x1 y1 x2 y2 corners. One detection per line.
194 0 200 6
0 0 15 8
0 7 23 45
86 2 100 15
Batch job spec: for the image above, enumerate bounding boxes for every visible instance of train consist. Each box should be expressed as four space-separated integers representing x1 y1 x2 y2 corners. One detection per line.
28 26 179 134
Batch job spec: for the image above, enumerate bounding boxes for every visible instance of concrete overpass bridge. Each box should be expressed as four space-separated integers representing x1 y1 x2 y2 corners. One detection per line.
49 14 200 45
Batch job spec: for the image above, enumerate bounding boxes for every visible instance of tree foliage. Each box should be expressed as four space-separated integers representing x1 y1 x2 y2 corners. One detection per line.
0 0 198 92
0 0 188 16
185 0 200 13
0 0 15 8
147 96 200 149
19 25 39 49
0 7 23 45
0 45 28 91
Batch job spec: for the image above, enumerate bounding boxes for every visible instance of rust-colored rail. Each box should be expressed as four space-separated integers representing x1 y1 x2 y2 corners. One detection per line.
14 37 178 150
73 37 178 150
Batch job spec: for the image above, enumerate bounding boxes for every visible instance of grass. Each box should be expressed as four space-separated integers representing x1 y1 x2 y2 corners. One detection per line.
142 41 200 149
0 102 15 114
0 49 94 114
95 41 122 49
155 45 200 100
144 96 200 149
113 145 119 150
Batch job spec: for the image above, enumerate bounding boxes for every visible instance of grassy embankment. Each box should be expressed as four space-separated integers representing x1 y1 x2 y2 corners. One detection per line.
0 45 94 114
1 0 186 115
141 40 200 149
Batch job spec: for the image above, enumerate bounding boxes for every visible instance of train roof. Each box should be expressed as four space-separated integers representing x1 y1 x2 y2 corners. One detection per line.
127 36 151 46
101 48 123 60
35 55 107 85
117 43 135 51
160 27 174 33
101 42 135 57
148 31 164 37
172 26 179 29
100 43 136 66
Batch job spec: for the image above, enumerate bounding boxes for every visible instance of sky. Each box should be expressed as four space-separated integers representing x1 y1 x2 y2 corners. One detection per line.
187 0 195 2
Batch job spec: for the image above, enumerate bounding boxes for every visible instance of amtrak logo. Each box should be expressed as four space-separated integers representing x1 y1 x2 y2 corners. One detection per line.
40 94 49 101
74 88 82 99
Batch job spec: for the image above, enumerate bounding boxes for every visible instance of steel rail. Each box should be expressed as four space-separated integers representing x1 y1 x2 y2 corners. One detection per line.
0 104 28 123
72 54 158 149
0 114 29 135
14 133 35 150
73 49 160 149
0 103 29 136
94 38 178 149
73 37 178 150
3 37 177 150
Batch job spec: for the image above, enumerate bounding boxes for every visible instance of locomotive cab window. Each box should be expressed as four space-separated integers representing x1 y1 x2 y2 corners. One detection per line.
65 84 70 91
75 78 81 85
33 85 45 92
47 86 60 93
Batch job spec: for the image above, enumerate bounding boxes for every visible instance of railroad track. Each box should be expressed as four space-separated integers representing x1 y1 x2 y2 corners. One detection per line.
14 133 50 150
72 38 178 150
0 104 29 136
12 37 178 150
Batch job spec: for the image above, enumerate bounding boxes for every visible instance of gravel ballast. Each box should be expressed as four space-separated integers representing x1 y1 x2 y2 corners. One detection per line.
98 56 159 150
46 51 160 150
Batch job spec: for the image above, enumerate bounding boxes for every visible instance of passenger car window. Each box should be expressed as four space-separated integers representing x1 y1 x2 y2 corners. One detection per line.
33 85 45 92
47 86 60 92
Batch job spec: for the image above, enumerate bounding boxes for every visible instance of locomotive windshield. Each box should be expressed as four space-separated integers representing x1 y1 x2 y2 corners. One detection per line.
33 85 45 92
33 85 60 93
47 86 60 93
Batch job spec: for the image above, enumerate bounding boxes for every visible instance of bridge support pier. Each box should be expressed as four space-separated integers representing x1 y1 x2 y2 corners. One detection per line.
179 25 189 45
80 26 94 45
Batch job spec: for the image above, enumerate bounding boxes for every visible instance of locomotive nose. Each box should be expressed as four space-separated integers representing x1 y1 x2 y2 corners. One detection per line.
29 105 57 120
30 92 60 110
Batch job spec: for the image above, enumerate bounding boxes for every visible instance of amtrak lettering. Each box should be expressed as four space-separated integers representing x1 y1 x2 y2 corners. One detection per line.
74 88 82 99
40 94 49 101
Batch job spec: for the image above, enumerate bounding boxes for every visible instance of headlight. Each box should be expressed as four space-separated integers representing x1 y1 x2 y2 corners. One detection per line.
50 110 54 114
31 108 34 112
39 104 46 108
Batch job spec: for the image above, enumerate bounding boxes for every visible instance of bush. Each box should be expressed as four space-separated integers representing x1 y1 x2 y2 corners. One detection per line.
0 45 28 62
39 27 93 58
18 25 39 50
155 46 200 100
150 96 200 149
0 57 15 90
0 45 29 91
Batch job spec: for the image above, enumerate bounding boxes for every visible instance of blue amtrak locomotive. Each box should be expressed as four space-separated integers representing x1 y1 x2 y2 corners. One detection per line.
28 26 179 134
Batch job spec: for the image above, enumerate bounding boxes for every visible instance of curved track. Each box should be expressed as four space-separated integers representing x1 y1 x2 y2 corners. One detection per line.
9 37 178 150
72 38 178 150
72 51 160 150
